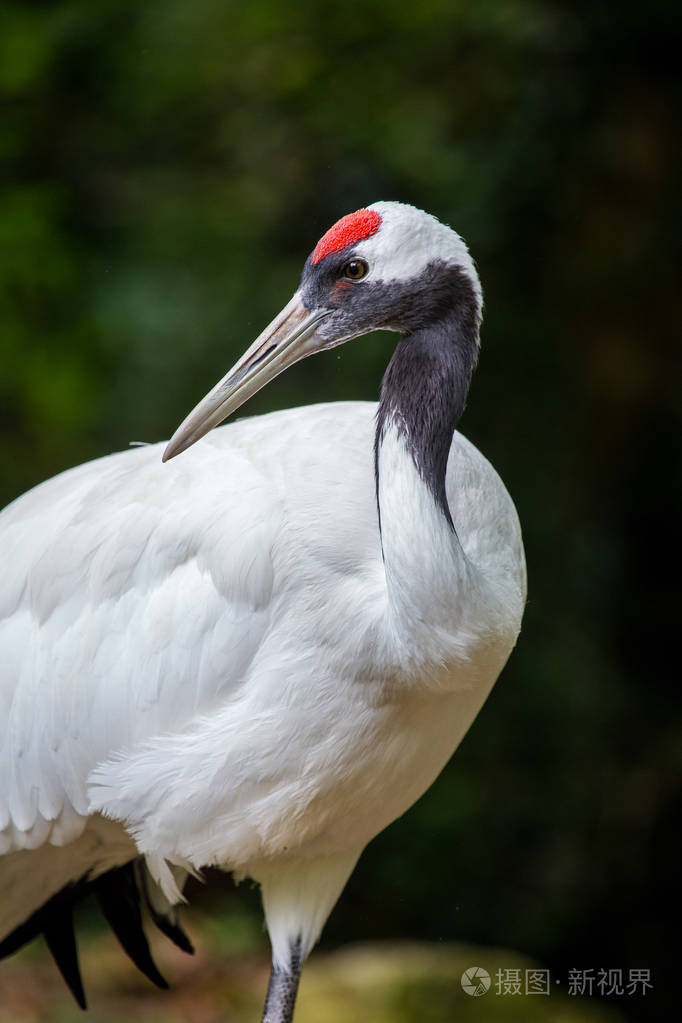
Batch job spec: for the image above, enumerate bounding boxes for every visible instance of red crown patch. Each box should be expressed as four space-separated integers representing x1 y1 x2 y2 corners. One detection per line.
311 208 382 265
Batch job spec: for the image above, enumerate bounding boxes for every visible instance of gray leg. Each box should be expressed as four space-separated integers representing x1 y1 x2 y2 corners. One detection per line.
261 938 302 1023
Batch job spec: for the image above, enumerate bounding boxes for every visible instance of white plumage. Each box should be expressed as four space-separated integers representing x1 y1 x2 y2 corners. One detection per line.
0 202 525 1019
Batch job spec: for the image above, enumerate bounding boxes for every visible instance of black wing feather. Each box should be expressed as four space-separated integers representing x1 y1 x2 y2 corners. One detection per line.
94 863 168 990
0 877 90 1009
0 858 194 1007
43 906 87 1010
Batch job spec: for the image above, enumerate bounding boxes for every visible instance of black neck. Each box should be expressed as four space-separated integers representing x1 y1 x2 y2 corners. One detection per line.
374 301 479 529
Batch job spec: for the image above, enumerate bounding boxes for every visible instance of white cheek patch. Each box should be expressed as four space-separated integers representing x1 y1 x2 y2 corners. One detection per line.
354 201 482 308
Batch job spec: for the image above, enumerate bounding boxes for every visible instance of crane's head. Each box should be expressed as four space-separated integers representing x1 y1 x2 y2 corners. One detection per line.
163 201 482 461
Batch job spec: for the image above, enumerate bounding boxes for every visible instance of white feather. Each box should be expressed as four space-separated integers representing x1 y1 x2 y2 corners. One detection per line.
0 400 524 965
360 202 483 310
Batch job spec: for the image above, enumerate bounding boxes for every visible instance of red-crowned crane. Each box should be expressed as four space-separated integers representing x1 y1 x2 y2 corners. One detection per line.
0 202 526 1022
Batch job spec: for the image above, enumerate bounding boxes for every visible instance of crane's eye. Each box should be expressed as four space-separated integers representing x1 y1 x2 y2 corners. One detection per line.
343 259 369 281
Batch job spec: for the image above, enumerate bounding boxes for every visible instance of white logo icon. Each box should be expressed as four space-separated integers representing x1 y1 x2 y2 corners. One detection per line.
461 966 491 996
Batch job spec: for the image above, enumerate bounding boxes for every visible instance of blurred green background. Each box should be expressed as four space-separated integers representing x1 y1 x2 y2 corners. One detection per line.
1 0 679 1020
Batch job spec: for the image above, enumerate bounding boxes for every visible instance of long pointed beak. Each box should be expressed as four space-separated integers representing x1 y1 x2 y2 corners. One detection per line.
163 293 331 461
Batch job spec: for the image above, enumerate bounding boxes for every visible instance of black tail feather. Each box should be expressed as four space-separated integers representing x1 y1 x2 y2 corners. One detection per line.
0 901 46 959
137 864 195 956
147 906 195 956
44 907 87 1010
95 863 168 990
0 858 193 1007
0 877 90 1009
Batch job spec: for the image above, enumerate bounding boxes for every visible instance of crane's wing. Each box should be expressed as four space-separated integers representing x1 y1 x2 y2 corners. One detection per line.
0 397 523 922
0 402 381 860
0 421 283 851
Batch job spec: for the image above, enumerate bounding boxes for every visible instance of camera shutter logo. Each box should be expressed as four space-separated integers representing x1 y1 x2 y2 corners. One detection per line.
461 966 491 996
